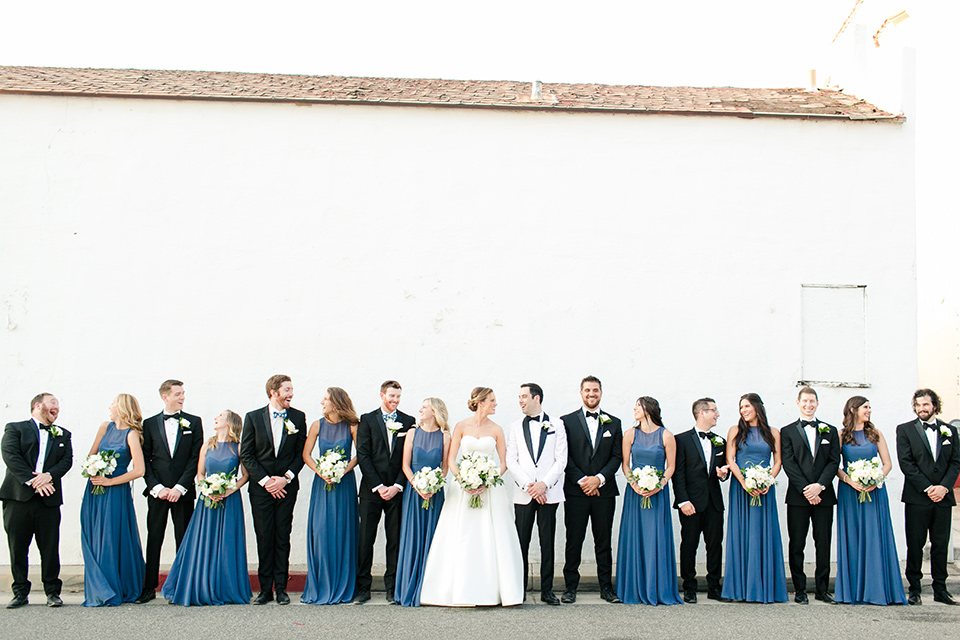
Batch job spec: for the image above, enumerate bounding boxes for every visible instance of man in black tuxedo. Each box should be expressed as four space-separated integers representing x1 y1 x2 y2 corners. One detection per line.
672 397 730 603
1 393 73 609
897 388 960 605
239 374 307 605
355 380 415 604
780 386 840 604
135 379 203 604
560 375 622 604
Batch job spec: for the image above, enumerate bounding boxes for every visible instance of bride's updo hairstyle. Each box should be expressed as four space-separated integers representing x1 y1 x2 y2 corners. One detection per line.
467 387 494 412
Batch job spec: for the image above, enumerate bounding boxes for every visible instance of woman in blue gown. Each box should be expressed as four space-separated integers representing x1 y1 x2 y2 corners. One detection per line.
162 410 251 605
395 397 451 606
301 387 360 604
834 396 907 605
721 393 788 603
616 396 681 605
80 394 146 607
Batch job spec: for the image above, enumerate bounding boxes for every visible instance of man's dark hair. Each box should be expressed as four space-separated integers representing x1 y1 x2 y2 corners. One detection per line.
521 383 544 403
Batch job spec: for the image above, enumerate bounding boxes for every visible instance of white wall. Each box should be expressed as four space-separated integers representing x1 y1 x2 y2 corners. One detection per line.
0 94 916 571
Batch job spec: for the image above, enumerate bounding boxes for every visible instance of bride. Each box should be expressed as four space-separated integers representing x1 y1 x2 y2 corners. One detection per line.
419 387 524 606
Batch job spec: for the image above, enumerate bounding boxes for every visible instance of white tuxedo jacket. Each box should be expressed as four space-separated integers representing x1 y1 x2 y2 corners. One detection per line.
505 412 568 505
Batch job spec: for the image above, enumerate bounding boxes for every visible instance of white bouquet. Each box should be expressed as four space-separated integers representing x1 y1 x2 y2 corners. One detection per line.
196 471 238 509
80 450 119 495
740 463 777 506
316 446 349 491
847 456 886 503
626 465 664 509
455 453 504 509
410 466 446 509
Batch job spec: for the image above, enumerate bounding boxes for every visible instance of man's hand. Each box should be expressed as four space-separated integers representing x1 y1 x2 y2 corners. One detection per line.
265 476 288 498
28 472 52 488
165 490 181 503
578 476 601 496
802 483 823 504
679 503 696 516
926 485 949 503
157 487 170 500
378 485 400 501
717 465 730 481
527 481 547 504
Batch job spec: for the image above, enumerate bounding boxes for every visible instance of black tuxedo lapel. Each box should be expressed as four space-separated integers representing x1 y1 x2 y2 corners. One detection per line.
43 431 57 465
691 431 707 470
379 414 391 452
535 414 550 465
522 417 536 462
592 417 605 455
262 407 277 457
575 411 591 450
914 420 933 458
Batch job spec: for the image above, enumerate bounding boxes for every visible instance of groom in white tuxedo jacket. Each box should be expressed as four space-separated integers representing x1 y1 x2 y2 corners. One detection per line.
506 383 568 605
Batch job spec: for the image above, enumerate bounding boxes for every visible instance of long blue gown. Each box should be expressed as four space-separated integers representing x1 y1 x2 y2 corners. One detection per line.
834 430 907 605
721 426 788 603
161 441 251 605
80 421 145 606
616 426 682 605
395 428 446 607
301 419 358 604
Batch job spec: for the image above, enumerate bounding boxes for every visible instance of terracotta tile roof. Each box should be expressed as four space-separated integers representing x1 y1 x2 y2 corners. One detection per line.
0 66 901 121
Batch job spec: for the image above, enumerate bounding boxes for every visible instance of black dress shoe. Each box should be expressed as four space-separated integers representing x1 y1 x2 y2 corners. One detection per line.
46 594 63 608
276 590 290 605
560 590 576 604
385 589 395 603
815 592 835 604
683 591 697 604
907 592 922 606
253 591 274 605
934 591 959 605
707 591 732 603
353 590 371 604
601 589 621 604
794 591 809 604
6 595 28 609
134 590 156 604
541 591 560 605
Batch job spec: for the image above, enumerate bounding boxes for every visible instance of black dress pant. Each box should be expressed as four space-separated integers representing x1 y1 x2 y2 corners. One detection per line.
249 488 298 593
678 503 723 594
515 501 559 593
2 496 62 597
143 494 194 590
786 503 834 595
904 502 954 594
357 494 402 592
563 496 616 592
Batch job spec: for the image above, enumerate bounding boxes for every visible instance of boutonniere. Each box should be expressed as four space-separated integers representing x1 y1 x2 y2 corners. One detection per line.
178 417 191 430
940 425 951 438
385 419 401 435
49 425 63 437
710 435 725 447
599 413 612 425
284 419 298 435
541 420 553 432
817 424 830 434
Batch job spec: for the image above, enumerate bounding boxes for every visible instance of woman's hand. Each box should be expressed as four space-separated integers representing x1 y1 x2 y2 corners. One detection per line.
629 482 644 496
417 490 434 501
847 478 866 492
639 484 663 498
90 476 113 487
466 486 486 497
760 486 770 496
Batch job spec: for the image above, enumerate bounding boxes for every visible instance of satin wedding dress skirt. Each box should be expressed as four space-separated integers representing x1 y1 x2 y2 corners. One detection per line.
419 435 524 606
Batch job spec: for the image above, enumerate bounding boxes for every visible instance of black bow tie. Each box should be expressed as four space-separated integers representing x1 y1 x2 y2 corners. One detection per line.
527 415 541 422
801 420 816 428
925 422 938 431
39 423 53 431
164 413 181 421
698 431 712 440
585 411 599 419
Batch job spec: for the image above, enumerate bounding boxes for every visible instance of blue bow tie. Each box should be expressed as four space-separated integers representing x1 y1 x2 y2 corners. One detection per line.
383 411 398 421
273 410 287 419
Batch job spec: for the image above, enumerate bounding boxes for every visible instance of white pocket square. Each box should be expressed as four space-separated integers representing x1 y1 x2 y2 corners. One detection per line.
715 451 724 456
396 432 406 438
820 439 830 445
944 440 952 446
183 431 192 435
58 443 64 447
602 431 612 438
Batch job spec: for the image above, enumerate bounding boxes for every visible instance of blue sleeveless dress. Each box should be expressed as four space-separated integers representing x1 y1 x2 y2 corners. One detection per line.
80 421 145 606
835 430 907 605
721 426 788 603
396 428 446 606
302 419 358 604
161 441 251 605
616 426 682 605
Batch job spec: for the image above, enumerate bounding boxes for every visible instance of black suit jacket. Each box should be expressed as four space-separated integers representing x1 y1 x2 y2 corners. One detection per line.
780 420 841 507
0 419 73 507
356 409 416 500
141 411 203 498
239 406 308 496
561 409 622 499
672 428 726 512
897 418 960 507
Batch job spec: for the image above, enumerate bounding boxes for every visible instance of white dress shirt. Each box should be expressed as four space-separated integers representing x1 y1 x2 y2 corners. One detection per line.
924 420 939 461
31 418 49 480
580 407 606 487
802 419 818 455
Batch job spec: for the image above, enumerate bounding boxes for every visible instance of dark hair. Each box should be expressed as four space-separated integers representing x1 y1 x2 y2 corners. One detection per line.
159 379 184 396
691 397 716 420
30 393 53 412
797 386 818 401
636 396 664 427
266 374 291 398
380 380 402 393
325 387 359 427
468 387 494 412
733 393 775 453
580 375 602 390
521 383 543 403
841 396 879 445
913 388 942 414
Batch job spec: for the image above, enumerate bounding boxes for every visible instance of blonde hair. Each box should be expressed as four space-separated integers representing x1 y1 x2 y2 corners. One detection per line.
325 387 359 427
115 393 143 441
208 410 242 449
467 387 494 413
424 397 450 433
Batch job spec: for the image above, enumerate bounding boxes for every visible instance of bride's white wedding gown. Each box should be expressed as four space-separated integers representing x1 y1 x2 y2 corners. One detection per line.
419 435 524 606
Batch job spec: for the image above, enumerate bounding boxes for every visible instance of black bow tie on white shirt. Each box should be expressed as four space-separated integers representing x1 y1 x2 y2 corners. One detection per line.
698 431 711 440
39 423 53 431
527 415 541 422
801 420 816 428
164 413 181 421
585 411 599 419
925 422 939 431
